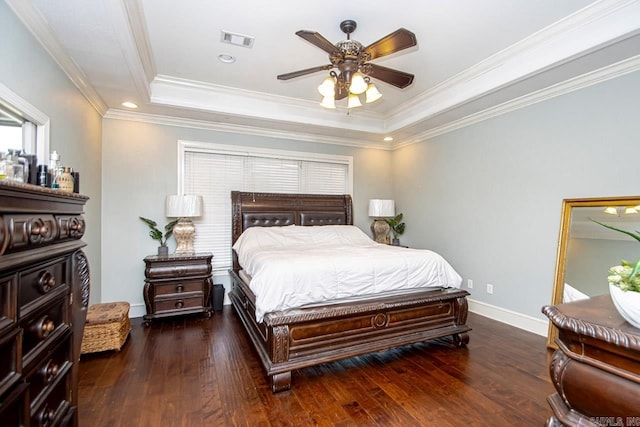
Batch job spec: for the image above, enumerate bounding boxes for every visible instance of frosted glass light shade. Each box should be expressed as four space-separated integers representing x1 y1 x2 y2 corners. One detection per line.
365 83 382 103
166 195 203 218
368 199 395 218
317 77 336 97
349 72 367 94
347 94 362 109
320 96 336 109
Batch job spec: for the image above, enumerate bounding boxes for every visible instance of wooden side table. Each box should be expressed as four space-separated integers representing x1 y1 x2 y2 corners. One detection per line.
542 295 640 426
143 253 213 325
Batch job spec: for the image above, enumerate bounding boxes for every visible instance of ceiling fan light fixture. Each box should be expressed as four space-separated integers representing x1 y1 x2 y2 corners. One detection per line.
349 72 367 94
347 94 362 109
317 76 336 97
624 206 638 214
365 83 382 103
604 206 618 215
320 96 336 109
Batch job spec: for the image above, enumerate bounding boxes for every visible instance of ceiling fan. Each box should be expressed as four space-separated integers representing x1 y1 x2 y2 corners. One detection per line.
277 20 417 108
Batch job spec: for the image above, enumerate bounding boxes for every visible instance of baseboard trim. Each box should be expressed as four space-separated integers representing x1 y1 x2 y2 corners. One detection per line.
468 298 548 337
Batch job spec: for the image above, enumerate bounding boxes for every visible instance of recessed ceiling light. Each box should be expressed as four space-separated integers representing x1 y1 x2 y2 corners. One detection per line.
121 101 138 109
218 54 236 64
383 136 393 142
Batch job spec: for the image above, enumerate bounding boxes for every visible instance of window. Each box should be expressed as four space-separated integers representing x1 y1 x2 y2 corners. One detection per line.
179 140 353 272
0 83 49 164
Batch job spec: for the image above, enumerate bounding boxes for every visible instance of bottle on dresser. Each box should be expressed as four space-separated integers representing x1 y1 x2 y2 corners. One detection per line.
49 150 61 189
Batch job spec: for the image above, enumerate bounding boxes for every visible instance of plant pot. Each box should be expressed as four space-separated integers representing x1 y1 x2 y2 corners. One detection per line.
391 238 400 246
609 284 640 328
157 246 169 257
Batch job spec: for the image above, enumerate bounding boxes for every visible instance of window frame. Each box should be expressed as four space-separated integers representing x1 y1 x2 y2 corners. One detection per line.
177 139 354 273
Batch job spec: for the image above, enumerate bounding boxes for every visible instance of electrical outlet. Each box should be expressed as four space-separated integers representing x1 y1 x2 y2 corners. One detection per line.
467 279 473 289
486 283 494 294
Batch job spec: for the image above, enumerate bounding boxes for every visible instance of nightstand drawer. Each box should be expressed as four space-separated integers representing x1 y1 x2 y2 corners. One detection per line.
154 294 203 313
154 279 203 296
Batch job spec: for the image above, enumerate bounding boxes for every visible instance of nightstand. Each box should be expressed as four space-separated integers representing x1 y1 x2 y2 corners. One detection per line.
143 253 213 325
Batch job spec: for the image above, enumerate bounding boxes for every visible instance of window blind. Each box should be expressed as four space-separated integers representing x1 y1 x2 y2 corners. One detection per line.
181 143 352 272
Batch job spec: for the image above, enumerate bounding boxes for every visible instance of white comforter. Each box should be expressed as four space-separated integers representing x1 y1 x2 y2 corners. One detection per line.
233 225 462 322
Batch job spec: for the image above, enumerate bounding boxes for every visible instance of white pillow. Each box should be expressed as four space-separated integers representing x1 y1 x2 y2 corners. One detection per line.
233 224 374 254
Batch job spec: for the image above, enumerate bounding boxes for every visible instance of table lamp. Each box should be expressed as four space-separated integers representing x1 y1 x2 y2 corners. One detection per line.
368 199 395 244
166 195 203 255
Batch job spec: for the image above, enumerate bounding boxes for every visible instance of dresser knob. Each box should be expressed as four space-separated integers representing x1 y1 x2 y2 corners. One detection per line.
176 284 184 292
70 222 83 232
38 271 56 293
31 225 49 237
40 360 60 383
175 300 184 309
34 316 55 338
37 405 55 427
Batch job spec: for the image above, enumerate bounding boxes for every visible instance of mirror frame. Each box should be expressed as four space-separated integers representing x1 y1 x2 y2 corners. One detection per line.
547 195 640 348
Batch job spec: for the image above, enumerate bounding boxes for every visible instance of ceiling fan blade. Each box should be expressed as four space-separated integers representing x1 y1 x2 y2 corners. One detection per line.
277 64 333 80
296 30 341 55
364 28 417 61
365 63 414 88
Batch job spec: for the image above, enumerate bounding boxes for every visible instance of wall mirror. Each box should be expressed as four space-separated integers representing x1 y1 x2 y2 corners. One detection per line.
547 196 640 347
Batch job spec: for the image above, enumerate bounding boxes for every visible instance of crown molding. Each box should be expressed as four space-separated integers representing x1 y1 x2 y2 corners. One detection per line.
150 75 386 133
391 54 640 150
5 0 109 116
104 109 391 150
123 0 156 85
385 0 640 132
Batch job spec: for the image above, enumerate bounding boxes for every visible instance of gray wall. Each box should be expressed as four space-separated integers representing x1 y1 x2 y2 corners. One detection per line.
565 238 638 297
1 3 103 302
392 70 640 320
100 118 392 314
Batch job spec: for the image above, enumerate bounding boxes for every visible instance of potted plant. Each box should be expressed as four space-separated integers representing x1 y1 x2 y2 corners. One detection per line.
386 213 406 246
592 219 640 327
140 216 178 256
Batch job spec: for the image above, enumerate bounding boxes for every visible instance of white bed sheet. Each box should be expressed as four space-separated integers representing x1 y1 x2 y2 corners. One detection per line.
233 225 462 322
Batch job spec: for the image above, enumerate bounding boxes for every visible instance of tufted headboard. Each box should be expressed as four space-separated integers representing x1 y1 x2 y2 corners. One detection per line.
230 191 353 271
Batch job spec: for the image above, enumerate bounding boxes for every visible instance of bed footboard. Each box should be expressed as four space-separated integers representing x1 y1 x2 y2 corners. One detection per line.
229 270 470 392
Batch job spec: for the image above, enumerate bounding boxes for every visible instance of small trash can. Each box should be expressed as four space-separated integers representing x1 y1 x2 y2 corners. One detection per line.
213 284 225 311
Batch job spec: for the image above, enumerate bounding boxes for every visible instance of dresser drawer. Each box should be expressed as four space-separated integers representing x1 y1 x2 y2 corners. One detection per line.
30 370 73 427
0 327 22 397
154 294 204 313
19 256 69 311
25 331 72 408
21 294 70 368
146 261 211 279
0 382 29 427
153 279 204 296
0 273 18 331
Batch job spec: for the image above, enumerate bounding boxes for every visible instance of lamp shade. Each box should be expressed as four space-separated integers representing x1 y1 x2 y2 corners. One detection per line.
368 199 395 218
166 195 203 218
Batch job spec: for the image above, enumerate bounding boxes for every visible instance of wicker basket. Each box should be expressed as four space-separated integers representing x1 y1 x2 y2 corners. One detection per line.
81 302 131 354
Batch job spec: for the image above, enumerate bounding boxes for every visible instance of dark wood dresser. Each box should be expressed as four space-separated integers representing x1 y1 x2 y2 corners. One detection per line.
543 295 640 427
0 181 90 426
143 253 213 325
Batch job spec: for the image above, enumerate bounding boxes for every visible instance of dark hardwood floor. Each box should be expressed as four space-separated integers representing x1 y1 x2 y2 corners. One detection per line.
78 307 554 426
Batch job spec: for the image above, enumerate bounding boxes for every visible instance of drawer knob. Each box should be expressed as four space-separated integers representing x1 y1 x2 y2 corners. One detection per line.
38 271 56 293
34 316 55 338
175 300 184 309
40 360 60 383
70 222 83 232
31 225 49 237
37 405 56 427
176 284 184 292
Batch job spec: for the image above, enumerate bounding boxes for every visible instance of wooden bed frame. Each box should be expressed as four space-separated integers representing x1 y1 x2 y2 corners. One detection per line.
229 191 471 392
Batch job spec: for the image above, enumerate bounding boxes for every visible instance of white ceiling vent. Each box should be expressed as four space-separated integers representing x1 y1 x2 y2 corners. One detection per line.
220 31 255 48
